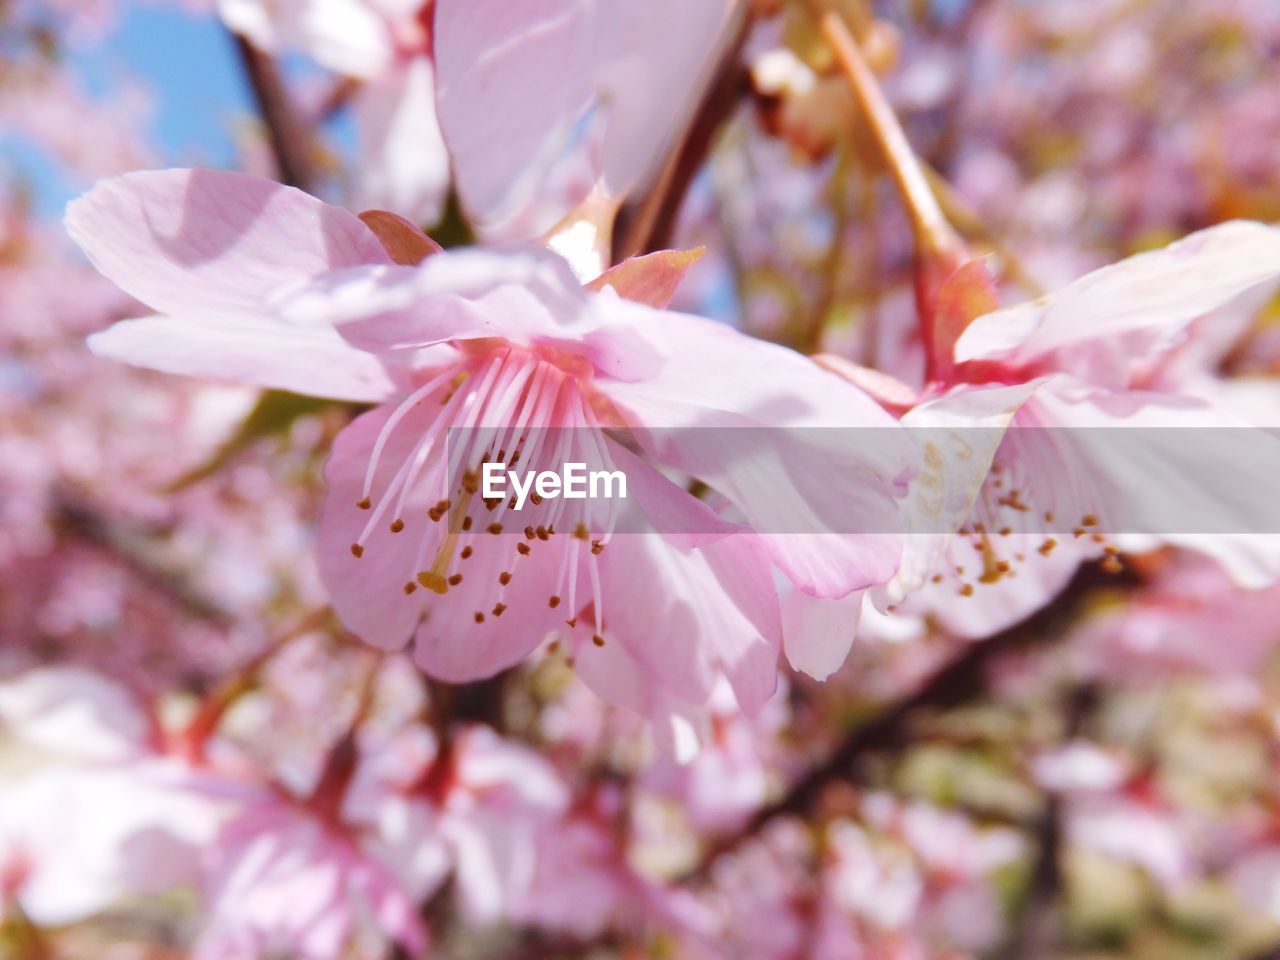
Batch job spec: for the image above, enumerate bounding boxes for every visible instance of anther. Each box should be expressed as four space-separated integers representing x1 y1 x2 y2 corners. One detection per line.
462 516 473 532
524 526 536 540
517 542 531 556
592 634 605 647
1082 514 1098 527
390 518 405 534
536 526 549 541
487 522 503 535
350 543 364 558
474 612 485 624
492 603 507 617
1039 538 1058 556
549 595 561 608
461 546 473 560
499 571 512 586
591 540 604 555
448 573 463 586
417 571 449 595
959 584 974 597
356 497 372 510
403 582 416 595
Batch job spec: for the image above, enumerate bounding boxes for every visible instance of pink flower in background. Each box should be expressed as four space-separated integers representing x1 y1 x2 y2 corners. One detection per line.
825 222 1280 637
219 0 450 224
68 167 914 742
193 789 428 960
0 669 222 925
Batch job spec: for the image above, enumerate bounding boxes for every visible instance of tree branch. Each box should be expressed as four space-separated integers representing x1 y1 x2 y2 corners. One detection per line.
229 31 317 192
683 563 1130 883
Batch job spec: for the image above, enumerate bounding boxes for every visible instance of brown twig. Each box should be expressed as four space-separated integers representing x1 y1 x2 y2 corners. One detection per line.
682 563 1129 883
817 7 961 259
229 31 317 192
1002 682 1100 960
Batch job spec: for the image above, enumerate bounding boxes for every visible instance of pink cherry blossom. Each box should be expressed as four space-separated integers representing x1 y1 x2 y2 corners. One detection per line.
68 167 916 733
828 222 1280 639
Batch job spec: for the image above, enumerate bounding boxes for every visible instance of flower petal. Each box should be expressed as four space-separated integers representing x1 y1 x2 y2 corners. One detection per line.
598 305 915 597
353 56 451 228
88 313 397 402
66 168 390 319
954 221 1280 384
781 587 862 681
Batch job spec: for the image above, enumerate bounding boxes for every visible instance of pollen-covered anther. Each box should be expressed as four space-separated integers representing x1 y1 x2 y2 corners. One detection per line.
499 571 512 585
592 634 605 647
524 526 536 540
460 546 473 560
390 518 405 534
403 581 416 595
356 497 372 510
417 571 449 595
590 540 605 555
517 542 531 556
1082 514 1099 527
487 522 503 535
1101 555 1123 574
535 525 549 541
461 471 479 494
474 612 485 624
492 603 507 617
461 516 473 531
350 543 364 559
959 584 974 597
448 573 463 586
1039 537 1058 556
549 595 560 608
997 490 1029 512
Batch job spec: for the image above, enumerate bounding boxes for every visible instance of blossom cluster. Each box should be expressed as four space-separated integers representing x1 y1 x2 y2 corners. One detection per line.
5 1 1280 958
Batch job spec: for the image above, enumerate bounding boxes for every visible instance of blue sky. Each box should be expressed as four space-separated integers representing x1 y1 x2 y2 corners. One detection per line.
6 4 275 218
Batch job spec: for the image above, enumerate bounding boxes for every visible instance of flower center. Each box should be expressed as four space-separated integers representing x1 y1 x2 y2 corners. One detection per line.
348 347 617 641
